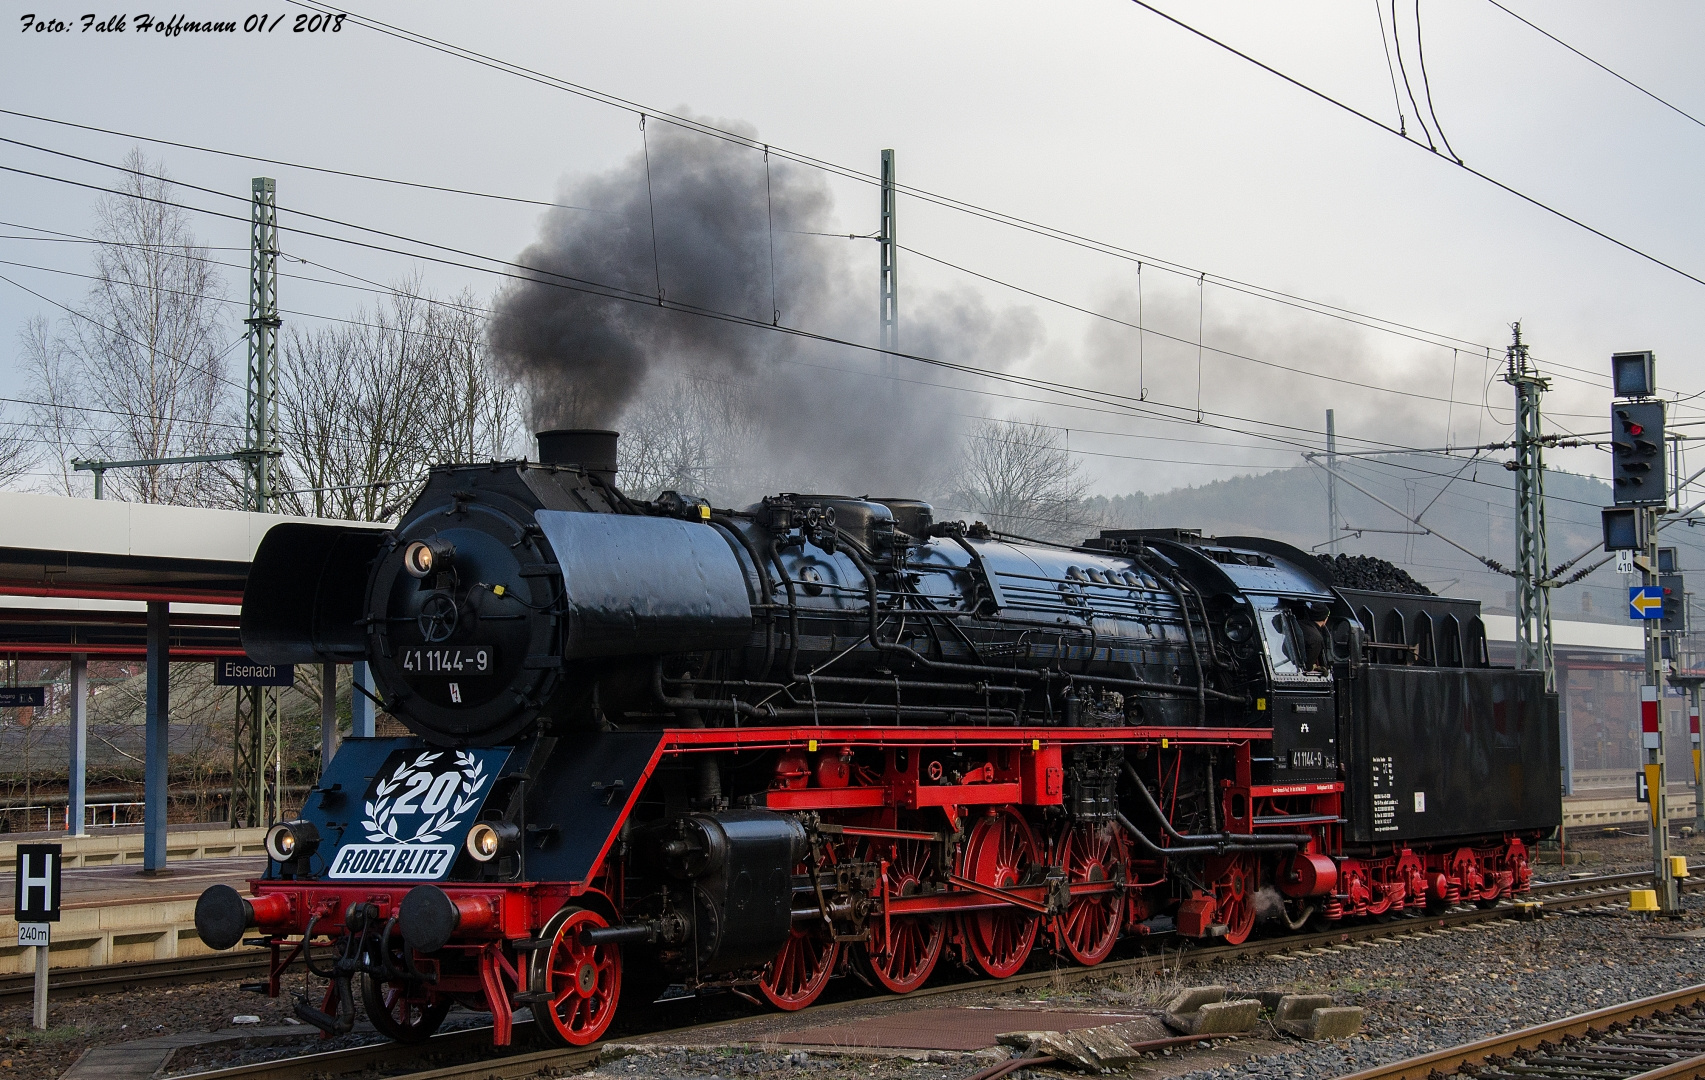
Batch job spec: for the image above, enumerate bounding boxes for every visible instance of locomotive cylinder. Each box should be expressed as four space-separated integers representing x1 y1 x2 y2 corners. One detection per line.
649 810 807 975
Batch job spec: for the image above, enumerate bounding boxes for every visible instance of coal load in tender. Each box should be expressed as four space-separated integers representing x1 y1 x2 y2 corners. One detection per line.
1317 553 1433 596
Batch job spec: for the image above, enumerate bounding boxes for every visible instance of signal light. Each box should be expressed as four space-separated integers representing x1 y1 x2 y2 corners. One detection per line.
1662 573 1687 633
1612 400 1666 506
1612 350 1656 398
1603 507 1646 551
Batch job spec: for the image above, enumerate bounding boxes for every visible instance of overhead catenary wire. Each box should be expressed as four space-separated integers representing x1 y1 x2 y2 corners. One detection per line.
261 1 1524 358
1390 0 1438 151
1123 0 1705 290
1372 0 1410 136
898 242 1611 414
9 121 1674 482
1482 0 1705 132
2 153 1484 460
0 114 1623 402
1413 0 1463 163
0 241 1364 471
1308 453 1514 576
0 237 1388 471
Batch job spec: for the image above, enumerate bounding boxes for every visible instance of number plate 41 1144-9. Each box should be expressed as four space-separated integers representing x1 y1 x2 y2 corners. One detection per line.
400 646 495 674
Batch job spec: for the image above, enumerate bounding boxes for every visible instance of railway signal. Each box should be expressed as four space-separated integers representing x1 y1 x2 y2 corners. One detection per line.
1662 575 1687 633
1612 400 1667 505
1609 350 1680 914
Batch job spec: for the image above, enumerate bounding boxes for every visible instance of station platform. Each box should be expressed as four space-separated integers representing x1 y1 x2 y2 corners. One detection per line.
1565 787 1699 828
0 826 265 973
0 823 265 873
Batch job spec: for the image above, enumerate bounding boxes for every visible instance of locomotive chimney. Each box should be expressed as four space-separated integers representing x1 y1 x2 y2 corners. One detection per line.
535 429 619 485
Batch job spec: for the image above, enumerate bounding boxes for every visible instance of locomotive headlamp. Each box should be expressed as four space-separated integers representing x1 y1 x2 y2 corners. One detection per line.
465 820 520 863
403 537 456 578
265 819 321 863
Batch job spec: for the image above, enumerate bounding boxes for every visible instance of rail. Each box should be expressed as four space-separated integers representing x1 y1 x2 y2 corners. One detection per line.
1334 982 1705 1080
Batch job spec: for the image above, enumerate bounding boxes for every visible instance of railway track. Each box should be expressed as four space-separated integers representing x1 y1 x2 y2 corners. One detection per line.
163 868 1686 1080
1336 983 1705 1080
0 949 269 1004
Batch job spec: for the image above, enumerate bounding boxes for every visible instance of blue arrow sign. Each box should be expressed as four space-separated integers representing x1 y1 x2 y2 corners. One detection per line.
1631 586 1665 620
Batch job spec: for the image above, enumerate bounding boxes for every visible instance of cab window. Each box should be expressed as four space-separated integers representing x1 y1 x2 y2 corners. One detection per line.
1251 595 1327 681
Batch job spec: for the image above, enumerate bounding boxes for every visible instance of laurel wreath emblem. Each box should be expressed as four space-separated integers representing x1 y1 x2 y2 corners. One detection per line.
362 750 488 844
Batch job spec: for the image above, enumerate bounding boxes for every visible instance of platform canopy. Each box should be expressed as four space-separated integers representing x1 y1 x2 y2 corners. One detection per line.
0 491 387 660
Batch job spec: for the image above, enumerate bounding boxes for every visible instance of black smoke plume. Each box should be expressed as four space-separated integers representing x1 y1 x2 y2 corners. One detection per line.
488 116 1039 502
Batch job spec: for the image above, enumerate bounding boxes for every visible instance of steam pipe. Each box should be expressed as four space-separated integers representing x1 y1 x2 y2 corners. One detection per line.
651 660 1018 723
1112 810 1282 857
1122 545 1209 722
1123 761 1308 847
767 538 803 679
662 671 1026 698
711 516 775 678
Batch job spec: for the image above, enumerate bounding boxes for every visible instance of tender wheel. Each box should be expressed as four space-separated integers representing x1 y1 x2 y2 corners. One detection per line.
960 807 1041 978
1208 854 1257 945
361 974 450 1043
530 906 621 1047
1052 821 1127 966
857 837 945 994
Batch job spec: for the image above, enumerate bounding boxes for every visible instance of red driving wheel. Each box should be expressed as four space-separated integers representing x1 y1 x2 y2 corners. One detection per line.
959 807 1041 978
759 857 840 1010
530 906 622 1047
857 836 945 994
1052 821 1127 966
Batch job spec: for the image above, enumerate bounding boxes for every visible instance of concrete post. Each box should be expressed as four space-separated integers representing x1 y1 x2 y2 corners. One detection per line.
68 656 88 837
351 661 374 739
143 601 170 875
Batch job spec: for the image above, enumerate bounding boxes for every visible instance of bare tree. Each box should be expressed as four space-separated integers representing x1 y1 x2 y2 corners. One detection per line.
422 289 525 463
18 314 80 494
0 406 34 488
950 417 1093 542
276 278 522 521
617 373 767 503
19 150 234 505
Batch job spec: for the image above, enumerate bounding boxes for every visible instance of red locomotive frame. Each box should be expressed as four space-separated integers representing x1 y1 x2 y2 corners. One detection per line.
243 721 1536 1045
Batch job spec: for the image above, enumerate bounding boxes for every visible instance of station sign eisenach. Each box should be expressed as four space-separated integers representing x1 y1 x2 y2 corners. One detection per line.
213 657 295 687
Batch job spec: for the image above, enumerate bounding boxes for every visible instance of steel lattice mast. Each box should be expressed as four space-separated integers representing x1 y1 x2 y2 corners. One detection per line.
879 149 897 381
1504 322 1555 692
244 177 280 513
233 177 281 829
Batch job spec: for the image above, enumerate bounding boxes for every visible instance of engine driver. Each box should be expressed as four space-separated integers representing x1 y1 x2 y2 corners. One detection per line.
1301 603 1330 671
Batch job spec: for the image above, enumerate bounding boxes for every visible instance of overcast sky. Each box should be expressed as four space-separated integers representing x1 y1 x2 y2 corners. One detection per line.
4 0 1703 501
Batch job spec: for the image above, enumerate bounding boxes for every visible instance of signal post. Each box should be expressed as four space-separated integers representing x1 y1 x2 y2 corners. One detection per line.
1605 349 1680 913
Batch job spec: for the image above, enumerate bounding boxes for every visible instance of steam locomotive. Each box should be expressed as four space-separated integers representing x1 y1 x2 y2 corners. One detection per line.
194 429 1558 1047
